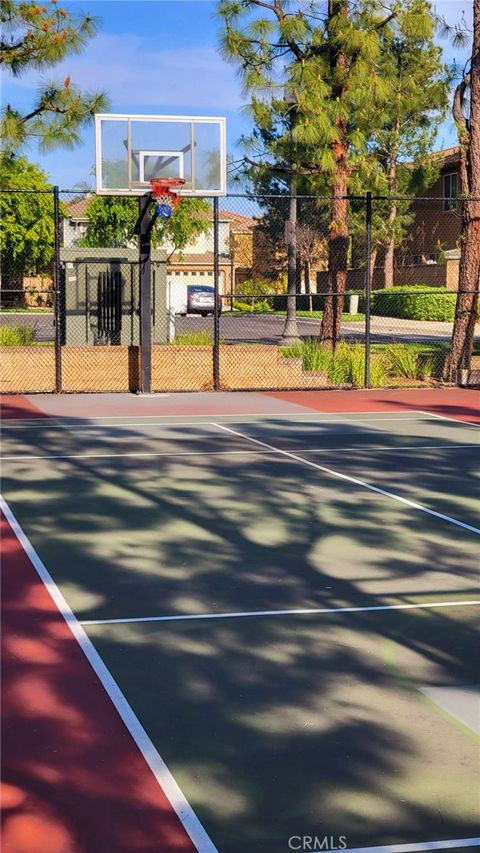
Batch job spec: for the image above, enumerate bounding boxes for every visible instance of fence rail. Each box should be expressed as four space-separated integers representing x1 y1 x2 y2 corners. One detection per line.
1 188 479 393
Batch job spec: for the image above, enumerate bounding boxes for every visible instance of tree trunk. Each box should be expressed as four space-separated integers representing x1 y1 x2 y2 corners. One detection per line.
282 175 300 341
320 165 349 348
383 130 399 289
383 239 395 289
444 204 480 378
305 261 313 311
444 0 480 381
320 0 349 349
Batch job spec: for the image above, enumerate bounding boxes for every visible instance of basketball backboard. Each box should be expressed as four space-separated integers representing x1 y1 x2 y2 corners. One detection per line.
94 114 227 196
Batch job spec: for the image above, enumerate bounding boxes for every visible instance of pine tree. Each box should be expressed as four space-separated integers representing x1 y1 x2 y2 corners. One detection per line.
217 0 442 347
364 0 448 287
1 0 109 154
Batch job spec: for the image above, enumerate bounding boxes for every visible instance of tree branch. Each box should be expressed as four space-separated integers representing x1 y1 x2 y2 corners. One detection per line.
452 73 470 131
248 0 307 60
375 11 398 31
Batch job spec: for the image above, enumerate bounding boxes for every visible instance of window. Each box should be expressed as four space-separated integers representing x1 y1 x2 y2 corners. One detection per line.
443 172 458 211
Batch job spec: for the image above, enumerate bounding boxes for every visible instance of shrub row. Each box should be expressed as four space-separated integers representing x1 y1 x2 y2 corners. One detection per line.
366 286 457 322
237 286 460 321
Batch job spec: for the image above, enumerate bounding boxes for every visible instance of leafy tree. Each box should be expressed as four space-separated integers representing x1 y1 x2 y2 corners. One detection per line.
217 0 441 346
0 155 55 304
1 0 109 153
360 0 448 287
235 277 276 310
79 195 213 260
233 116 331 338
442 0 480 380
296 223 327 309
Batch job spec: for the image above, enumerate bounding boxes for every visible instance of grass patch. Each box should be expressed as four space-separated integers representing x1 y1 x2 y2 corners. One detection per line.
275 310 364 322
171 330 214 346
0 307 53 313
0 325 37 346
233 308 365 322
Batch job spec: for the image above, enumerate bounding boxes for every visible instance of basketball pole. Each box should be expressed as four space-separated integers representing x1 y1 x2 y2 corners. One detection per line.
135 194 158 394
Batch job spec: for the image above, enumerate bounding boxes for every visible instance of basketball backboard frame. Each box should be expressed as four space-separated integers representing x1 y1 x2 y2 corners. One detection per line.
94 114 227 196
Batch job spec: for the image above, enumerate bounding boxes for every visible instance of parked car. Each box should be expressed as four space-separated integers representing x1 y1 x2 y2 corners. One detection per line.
186 285 218 317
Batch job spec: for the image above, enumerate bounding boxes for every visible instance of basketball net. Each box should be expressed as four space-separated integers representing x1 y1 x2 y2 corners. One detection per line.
150 178 185 220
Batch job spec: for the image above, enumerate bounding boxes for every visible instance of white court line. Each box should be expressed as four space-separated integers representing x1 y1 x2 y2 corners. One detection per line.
419 409 480 429
2 444 479 463
0 496 218 853
341 838 480 852
213 423 480 536
0 414 431 431
0 410 425 422
81 599 480 627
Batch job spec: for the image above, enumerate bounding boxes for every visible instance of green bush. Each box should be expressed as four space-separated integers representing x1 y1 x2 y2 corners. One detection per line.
252 299 272 313
0 324 36 346
281 338 451 384
233 301 253 312
235 278 275 297
382 343 442 380
383 344 422 379
369 286 457 321
281 338 387 386
233 300 273 313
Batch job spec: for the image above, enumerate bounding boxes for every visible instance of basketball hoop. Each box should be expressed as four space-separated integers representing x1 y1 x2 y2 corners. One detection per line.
150 177 185 220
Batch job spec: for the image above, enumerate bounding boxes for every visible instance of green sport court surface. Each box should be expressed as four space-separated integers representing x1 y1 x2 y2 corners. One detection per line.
1 407 479 853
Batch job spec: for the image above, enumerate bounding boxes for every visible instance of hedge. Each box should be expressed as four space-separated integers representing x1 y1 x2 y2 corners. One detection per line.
251 285 464 322
271 291 362 313
368 286 457 321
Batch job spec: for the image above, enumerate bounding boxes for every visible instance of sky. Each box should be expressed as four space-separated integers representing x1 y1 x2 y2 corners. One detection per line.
1 0 473 190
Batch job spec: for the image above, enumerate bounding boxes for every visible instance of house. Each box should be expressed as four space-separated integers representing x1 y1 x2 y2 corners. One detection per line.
62 198 256 295
405 146 462 263
63 196 92 246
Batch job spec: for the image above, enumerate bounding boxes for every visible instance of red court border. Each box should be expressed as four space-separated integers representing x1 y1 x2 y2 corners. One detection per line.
0 396 48 420
0 510 198 853
266 388 480 423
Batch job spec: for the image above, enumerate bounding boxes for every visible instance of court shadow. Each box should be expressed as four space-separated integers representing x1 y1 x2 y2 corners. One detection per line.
1 413 479 851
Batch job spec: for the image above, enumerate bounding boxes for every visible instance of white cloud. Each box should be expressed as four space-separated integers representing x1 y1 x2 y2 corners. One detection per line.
4 33 244 112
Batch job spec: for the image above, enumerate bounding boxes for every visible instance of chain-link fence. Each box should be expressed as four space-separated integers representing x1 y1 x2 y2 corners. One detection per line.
1 188 479 393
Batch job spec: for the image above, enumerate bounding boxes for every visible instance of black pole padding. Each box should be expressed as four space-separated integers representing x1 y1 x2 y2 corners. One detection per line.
138 194 153 394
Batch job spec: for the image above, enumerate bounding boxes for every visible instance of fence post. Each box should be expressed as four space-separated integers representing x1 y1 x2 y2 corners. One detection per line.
213 196 220 391
364 192 372 389
137 195 153 394
53 186 62 393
